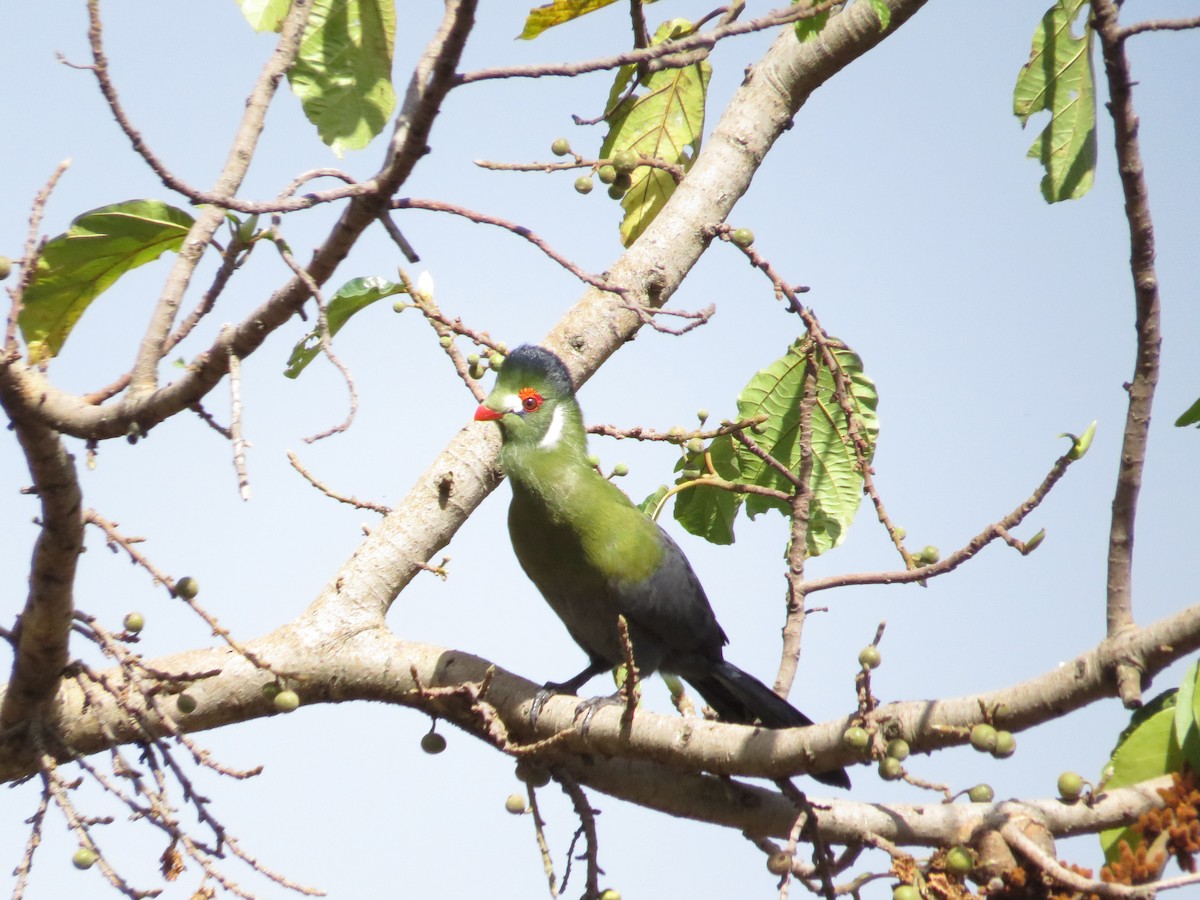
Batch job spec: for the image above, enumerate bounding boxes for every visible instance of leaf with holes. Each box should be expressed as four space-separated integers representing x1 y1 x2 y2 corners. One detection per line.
734 339 878 557
289 0 396 157
285 276 407 378
1014 0 1096 202
20 200 195 363
601 18 709 246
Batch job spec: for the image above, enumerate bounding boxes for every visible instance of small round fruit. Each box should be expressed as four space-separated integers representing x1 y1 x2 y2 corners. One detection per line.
123 612 145 633
489 353 505 369
885 738 910 761
174 576 199 599
0 257 12 281
612 172 632 191
72 847 98 870
730 227 755 248
274 689 301 713
685 437 704 454
680 468 702 481
858 645 882 669
766 851 793 876
991 730 1016 758
262 682 280 699
878 757 903 781
468 363 485 380
611 463 629 477
919 545 940 565
969 723 998 753
574 176 594 195
696 408 709 423
607 183 626 200
842 726 870 751
1057 771 1084 802
944 846 973 875
176 693 197 714
893 526 907 540
597 165 617 184
967 783 995 803
504 793 527 815
611 149 638 174
438 334 453 348
586 454 601 468
515 761 551 788
420 732 447 754
550 137 571 156
598 890 621 900
892 886 920 900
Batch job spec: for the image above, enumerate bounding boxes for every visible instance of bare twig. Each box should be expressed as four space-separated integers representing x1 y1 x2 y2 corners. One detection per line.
4 160 70 355
287 450 391 514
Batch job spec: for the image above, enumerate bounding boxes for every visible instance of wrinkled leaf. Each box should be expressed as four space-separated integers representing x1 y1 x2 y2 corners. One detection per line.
289 0 396 156
1176 397 1200 428
735 339 878 557
601 19 709 246
520 0 620 39
284 275 406 378
673 435 741 545
236 0 291 31
1014 0 1096 202
20 200 195 362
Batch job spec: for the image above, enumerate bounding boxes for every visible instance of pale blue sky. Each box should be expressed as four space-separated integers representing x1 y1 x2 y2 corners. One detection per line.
3 2 1199 897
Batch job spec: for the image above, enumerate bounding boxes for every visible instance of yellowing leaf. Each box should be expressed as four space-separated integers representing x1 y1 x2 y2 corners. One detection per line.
1014 0 1096 202
20 200 195 361
519 0 619 39
601 19 709 246
289 0 396 156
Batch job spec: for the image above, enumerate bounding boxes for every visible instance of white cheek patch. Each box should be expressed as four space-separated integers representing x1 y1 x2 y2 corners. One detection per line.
501 393 521 414
538 404 565 449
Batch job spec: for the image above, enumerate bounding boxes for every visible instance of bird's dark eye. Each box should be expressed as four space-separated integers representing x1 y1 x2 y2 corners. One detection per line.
519 388 543 412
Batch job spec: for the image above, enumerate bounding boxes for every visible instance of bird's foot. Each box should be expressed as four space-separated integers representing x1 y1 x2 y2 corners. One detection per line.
573 692 622 736
529 686 560 727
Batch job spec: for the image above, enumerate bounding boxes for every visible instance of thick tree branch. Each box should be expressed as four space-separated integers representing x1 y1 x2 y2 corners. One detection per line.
1093 0 1164 707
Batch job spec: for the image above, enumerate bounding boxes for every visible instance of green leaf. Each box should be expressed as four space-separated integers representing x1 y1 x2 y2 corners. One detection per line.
601 19 710 246
284 275 406 378
19 200 195 362
1099 691 1182 861
638 484 670 517
519 0 620 39
867 0 891 30
734 339 879 557
673 435 742 545
792 0 830 42
1176 397 1200 428
236 0 291 32
1176 660 1200 751
1014 0 1097 202
289 0 396 157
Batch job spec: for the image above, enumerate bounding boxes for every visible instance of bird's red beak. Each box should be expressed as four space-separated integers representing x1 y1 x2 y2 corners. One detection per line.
474 404 503 421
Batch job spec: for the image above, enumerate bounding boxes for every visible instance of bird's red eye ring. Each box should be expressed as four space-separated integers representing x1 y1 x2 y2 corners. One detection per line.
519 388 543 413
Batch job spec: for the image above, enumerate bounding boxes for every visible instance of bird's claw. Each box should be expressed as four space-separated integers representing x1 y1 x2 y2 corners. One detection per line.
529 686 559 728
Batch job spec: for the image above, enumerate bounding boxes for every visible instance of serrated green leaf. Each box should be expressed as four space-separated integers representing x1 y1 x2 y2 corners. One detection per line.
601 19 709 246
284 275 406 378
289 0 396 157
734 339 879 557
673 435 742 545
19 200 195 362
1014 0 1096 202
1176 660 1200 751
1176 397 1200 428
519 0 620 39
1099 691 1185 861
236 0 291 32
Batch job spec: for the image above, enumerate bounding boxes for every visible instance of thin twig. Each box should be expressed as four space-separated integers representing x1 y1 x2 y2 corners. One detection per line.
287 450 391 514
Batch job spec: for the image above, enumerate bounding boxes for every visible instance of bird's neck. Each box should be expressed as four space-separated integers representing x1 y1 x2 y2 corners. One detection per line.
500 402 591 507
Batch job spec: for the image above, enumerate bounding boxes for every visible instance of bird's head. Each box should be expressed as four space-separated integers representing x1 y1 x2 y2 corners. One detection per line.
474 345 584 454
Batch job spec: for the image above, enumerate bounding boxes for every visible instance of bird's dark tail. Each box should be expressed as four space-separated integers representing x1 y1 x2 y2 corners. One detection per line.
687 662 851 789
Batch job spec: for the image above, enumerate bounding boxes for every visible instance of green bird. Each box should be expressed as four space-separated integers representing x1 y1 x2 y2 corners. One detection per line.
475 345 849 789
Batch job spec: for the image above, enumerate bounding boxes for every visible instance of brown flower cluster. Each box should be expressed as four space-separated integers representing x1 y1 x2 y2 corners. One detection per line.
1102 768 1200 884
